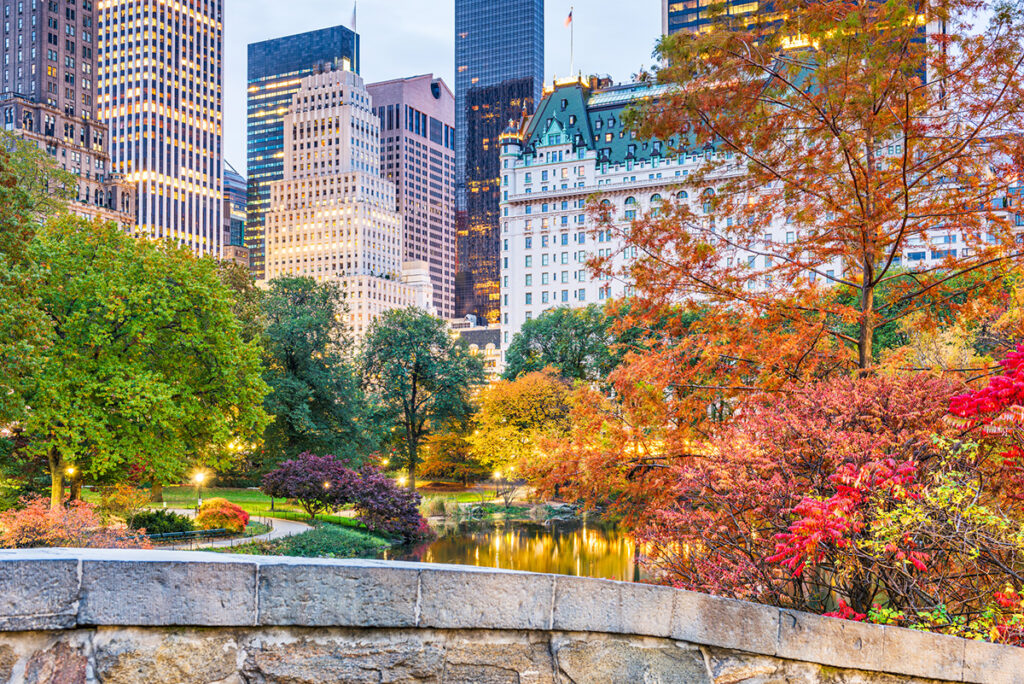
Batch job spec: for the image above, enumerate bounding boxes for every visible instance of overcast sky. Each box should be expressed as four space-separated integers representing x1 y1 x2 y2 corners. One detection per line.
223 0 663 170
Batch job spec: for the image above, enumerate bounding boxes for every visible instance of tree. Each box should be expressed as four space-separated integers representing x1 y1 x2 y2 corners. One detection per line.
20 218 269 508
503 305 618 382
362 308 485 490
595 0 1024 440
262 452 361 521
469 368 572 476
421 420 489 485
260 277 375 469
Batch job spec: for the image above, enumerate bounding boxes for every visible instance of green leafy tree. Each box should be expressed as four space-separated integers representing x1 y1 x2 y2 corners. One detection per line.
362 308 485 490
260 276 375 469
503 305 619 382
21 218 269 508
216 260 264 344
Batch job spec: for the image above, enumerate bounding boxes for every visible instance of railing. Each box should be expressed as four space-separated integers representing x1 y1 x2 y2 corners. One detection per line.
145 528 230 545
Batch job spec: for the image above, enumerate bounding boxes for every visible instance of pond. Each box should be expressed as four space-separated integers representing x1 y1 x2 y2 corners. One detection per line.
386 519 648 582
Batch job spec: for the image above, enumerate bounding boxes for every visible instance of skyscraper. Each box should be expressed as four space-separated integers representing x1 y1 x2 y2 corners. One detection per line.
0 0 133 228
222 161 248 268
246 25 359 279
454 0 544 323
97 0 223 255
367 74 456 319
263 65 429 338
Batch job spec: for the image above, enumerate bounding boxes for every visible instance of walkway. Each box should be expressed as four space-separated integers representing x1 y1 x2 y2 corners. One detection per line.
163 509 311 550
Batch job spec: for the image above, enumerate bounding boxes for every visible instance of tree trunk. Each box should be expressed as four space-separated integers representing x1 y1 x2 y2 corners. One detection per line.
150 481 163 503
47 448 64 510
69 475 82 501
408 437 418 491
858 263 876 372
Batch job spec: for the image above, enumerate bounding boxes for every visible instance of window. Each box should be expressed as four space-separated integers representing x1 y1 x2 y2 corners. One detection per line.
624 196 637 220
525 256 532 267
525 293 532 305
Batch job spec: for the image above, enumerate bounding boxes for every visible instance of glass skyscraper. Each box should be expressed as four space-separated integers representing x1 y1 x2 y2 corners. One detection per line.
246 25 359 278
455 0 544 323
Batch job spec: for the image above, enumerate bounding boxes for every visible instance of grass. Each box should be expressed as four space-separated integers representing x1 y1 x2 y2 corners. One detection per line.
222 523 390 559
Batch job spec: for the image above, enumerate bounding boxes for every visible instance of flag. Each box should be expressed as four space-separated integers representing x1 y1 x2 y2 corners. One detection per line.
564 8 573 27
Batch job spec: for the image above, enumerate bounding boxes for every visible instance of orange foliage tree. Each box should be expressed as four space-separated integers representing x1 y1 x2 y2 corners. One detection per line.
0 496 150 549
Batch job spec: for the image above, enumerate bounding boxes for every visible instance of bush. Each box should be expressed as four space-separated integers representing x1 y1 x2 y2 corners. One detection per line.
353 467 431 541
97 484 151 521
420 495 447 517
0 496 150 549
226 523 389 559
195 497 249 534
126 510 194 535
262 452 361 520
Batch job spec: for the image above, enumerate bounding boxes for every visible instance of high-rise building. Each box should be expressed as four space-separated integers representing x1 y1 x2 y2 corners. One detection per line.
0 0 133 227
97 0 223 255
454 0 544 323
663 0 760 34
367 74 456 319
246 25 359 279
263 65 430 338
222 161 248 267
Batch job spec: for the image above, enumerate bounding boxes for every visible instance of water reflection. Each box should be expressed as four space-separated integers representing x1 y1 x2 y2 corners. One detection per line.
388 520 647 582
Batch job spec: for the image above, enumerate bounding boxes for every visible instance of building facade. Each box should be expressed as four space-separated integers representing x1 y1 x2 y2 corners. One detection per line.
0 0 133 227
454 0 544 323
222 160 248 267
246 25 359 279
367 74 456 319
263 66 426 339
96 0 223 255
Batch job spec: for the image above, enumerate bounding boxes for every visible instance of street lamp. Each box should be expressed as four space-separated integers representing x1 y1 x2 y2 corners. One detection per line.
192 471 208 509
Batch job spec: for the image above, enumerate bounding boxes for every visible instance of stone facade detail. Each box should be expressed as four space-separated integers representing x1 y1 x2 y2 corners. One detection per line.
0 549 1021 683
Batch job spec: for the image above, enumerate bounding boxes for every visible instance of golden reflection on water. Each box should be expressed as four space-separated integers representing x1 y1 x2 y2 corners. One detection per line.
393 522 644 582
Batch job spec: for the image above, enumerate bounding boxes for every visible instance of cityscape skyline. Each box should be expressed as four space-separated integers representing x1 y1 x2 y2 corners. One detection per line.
222 0 661 171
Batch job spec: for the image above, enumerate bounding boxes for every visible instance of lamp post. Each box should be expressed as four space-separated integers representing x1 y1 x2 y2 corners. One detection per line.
193 471 207 509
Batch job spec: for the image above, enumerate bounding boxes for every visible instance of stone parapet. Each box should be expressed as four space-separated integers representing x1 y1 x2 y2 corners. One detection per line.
0 549 1021 683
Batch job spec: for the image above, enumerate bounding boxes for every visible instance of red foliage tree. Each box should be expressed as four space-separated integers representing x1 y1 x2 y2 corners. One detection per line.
0 496 150 549
262 452 361 521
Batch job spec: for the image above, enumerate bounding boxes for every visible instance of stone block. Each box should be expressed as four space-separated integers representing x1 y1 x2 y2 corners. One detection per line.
442 636 556 684
551 576 621 633
962 637 1024 684
671 589 779 655
93 629 239 684
79 559 257 626
24 641 87 684
776 609 883 671
0 558 78 631
258 562 419 628
0 644 16 682
880 625 964 681
418 569 554 630
620 583 675 638
554 637 710 684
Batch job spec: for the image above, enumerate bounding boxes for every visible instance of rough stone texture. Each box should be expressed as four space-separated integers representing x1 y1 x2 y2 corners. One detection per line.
79 559 257 626
0 559 78 630
554 636 710 684
703 647 951 684
259 562 419 628
881 626 965 681
552 576 622 633
443 635 556 684
0 645 15 683
23 640 87 684
777 608 884 672
419 568 554 630
672 589 780 656
963 637 1023 684
92 629 240 684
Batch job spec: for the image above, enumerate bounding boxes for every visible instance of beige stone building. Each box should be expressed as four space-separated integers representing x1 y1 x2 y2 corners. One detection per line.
263 65 431 338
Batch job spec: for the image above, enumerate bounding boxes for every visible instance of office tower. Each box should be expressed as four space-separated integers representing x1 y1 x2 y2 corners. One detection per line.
0 0 133 227
96 0 223 255
454 0 544 323
663 0 764 34
367 74 456 318
246 25 359 279
222 161 248 267
264 65 430 338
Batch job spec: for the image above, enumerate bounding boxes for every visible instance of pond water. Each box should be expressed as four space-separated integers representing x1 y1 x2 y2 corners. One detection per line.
386 519 647 582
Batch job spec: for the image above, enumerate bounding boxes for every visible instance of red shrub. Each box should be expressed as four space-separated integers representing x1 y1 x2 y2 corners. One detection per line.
0 496 150 549
195 497 249 534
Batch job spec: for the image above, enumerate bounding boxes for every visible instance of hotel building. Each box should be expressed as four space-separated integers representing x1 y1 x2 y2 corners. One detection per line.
96 0 223 255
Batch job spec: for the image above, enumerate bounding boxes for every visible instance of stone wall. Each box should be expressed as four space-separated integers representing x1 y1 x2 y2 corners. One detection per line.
0 549 1021 683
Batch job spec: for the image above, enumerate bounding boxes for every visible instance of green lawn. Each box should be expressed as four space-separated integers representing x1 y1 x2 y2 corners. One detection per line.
221 523 390 559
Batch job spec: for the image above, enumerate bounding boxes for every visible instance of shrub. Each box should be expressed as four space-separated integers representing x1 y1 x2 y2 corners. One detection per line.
262 452 361 520
353 467 431 541
225 523 389 559
420 495 447 517
0 496 150 549
126 510 194 535
97 484 152 521
195 497 249 534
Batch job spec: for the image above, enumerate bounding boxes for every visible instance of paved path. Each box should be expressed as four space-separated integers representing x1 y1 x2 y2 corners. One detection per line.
162 509 311 550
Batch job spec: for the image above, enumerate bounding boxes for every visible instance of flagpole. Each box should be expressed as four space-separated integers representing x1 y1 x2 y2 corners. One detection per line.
570 5 575 77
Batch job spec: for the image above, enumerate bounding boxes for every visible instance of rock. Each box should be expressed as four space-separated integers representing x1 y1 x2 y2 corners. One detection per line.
0 644 17 682
24 641 87 684
443 636 556 684
93 629 240 684
243 632 445 684
554 637 710 684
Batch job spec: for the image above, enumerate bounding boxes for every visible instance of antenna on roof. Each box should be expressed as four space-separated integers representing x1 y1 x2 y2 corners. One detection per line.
351 0 358 33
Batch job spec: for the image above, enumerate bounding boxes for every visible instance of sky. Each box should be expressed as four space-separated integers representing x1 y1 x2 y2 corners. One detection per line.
223 0 663 171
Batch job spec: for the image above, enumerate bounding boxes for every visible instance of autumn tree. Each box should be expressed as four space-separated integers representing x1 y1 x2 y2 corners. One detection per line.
260 277 375 470
18 218 269 508
594 0 1024 447
361 309 485 490
470 368 572 477
503 305 620 382
421 420 488 485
